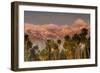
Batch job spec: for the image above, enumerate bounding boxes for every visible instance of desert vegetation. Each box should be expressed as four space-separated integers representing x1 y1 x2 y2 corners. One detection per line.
24 22 90 61
24 19 90 61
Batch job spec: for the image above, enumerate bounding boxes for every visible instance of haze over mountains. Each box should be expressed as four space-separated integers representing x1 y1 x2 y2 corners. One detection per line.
25 18 90 41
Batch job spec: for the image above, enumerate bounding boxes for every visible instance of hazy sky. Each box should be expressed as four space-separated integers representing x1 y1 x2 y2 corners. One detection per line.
24 11 90 25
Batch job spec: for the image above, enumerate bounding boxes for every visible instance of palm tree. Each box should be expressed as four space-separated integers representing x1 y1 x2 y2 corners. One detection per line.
52 42 59 60
79 28 88 41
45 39 52 60
60 49 66 59
80 28 88 36
63 35 74 59
79 28 89 59
30 45 40 61
24 34 33 61
39 49 49 61
57 39 61 45
84 37 90 58
64 35 70 41
63 35 70 49
72 33 80 42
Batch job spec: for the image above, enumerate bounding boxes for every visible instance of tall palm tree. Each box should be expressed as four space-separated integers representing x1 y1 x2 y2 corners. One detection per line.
24 34 33 61
79 28 89 59
79 28 88 41
45 39 52 60
63 35 74 59
30 45 39 61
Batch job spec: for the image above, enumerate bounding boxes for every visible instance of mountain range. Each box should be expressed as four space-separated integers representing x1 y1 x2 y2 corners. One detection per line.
25 19 90 41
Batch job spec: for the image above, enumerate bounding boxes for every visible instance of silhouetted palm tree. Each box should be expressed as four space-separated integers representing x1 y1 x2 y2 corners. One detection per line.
57 39 61 45
72 33 80 42
78 28 89 59
80 28 88 36
79 28 88 41
64 35 70 41
45 39 52 60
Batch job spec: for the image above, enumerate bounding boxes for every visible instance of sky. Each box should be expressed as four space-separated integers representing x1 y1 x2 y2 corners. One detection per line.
24 11 90 25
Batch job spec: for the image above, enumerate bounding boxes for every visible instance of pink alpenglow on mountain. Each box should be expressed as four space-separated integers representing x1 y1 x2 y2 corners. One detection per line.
25 19 90 40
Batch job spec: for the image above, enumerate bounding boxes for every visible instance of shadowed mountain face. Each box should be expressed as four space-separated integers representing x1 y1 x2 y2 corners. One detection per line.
25 19 90 41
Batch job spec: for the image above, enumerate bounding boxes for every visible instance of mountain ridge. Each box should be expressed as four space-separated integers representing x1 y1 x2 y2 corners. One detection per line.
25 19 90 41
